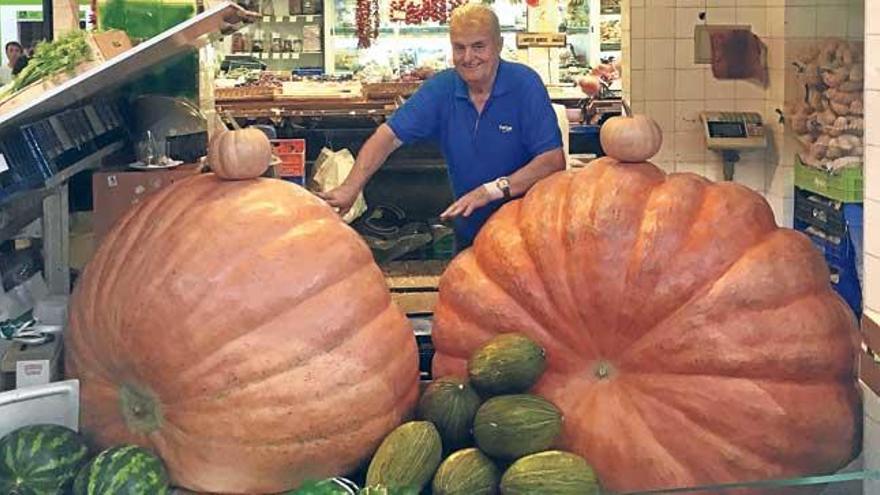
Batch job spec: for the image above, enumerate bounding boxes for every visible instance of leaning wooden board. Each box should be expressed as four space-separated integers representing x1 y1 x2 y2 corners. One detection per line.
383 260 448 316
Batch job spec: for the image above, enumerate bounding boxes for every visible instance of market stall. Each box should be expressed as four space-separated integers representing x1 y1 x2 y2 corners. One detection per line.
0 0 877 493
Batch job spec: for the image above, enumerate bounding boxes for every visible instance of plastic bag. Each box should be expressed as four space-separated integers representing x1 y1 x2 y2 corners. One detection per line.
311 147 367 224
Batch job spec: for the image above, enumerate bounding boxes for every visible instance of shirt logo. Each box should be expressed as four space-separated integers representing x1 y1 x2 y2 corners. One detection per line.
498 124 513 133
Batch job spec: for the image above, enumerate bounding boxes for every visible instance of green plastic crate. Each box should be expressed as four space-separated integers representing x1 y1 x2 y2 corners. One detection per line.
794 155 863 203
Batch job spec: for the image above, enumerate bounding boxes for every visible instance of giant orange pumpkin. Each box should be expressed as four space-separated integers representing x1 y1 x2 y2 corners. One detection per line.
431 158 861 493
66 174 419 493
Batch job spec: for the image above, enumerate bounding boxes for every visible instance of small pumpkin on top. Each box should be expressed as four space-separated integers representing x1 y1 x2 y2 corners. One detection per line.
208 127 273 180
599 100 663 163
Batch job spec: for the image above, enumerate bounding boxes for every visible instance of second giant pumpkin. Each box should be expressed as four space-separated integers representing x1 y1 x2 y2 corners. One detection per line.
66 174 419 493
431 157 861 494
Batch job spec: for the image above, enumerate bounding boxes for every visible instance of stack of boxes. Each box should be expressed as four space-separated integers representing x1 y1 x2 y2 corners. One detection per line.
793 160 863 317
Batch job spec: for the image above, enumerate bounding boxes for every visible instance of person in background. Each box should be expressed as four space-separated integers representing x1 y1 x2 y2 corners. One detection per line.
318 3 565 250
5 41 29 78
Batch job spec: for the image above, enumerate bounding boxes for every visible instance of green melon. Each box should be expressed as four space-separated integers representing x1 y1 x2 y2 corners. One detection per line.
432 448 499 495
72 445 170 495
417 377 482 451
365 421 442 491
357 484 419 495
500 450 599 494
468 333 546 396
0 423 89 495
473 394 562 460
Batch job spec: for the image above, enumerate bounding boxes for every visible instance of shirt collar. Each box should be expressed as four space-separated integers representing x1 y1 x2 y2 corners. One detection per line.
454 59 512 100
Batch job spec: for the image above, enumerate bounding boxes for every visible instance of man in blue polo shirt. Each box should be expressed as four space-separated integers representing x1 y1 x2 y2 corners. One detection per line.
320 3 565 249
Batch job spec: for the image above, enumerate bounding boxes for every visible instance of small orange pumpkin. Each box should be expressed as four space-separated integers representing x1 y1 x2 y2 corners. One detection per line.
208 128 272 180
599 102 663 163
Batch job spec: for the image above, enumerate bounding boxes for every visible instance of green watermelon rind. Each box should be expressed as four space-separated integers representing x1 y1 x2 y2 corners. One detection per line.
0 424 89 495
74 445 170 495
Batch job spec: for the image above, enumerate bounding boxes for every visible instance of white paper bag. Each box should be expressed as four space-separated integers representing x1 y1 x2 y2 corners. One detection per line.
312 148 367 223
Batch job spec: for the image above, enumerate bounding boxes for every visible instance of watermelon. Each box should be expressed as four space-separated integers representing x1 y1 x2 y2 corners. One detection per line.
0 424 89 495
72 445 169 495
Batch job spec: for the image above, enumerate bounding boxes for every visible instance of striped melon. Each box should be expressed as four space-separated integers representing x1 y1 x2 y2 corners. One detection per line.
0 424 89 494
417 377 482 451
473 395 562 459
72 445 170 495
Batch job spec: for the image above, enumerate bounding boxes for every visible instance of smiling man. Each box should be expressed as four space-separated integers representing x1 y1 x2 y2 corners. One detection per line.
320 3 565 250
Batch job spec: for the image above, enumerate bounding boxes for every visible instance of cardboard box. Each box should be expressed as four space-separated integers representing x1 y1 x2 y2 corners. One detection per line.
92 164 202 242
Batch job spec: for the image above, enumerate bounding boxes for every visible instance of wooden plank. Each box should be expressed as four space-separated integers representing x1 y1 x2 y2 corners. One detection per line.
383 260 448 290
391 291 439 315
859 350 880 397
862 314 880 353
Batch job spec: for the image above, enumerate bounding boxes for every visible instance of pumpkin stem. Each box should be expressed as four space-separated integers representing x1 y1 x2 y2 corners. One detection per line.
119 383 163 435
621 99 632 118
593 360 616 380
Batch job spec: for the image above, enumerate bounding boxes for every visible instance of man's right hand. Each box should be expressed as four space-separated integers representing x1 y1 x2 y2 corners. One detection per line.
316 184 360 217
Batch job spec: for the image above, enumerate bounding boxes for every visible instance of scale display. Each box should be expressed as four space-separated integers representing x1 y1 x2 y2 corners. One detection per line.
700 111 767 151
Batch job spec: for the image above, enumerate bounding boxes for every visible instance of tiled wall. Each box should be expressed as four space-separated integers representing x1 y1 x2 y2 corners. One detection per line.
622 0 862 226
862 7 880 489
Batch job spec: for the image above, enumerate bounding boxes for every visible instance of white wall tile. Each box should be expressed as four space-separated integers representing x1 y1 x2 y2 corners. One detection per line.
705 77 738 99
675 38 697 68
766 163 794 197
735 80 768 99
766 194 794 226
736 7 768 37
867 35 880 91
868 145 880 202
676 8 703 39
706 7 737 24
785 7 817 38
648 0 676 7
867 90 880 146
767 37 785 69
847 1 864 39
646 39 677 69
674 130 708 161
735 98 767 114
869 0 880 34
645 8 676 38
631 39 646 70
632 8 646 38
737 0 767 6
676 0 703 6
864 253 880 311
632 0 645 6
646 69 677 100
646 100 677 131
767 7 786 38
736 153 770 191
866 199 880 260
675 69 706 99
676 161 708 176
675 99 706 130
631 70 646 99
768 69 786 101
815 6 850 37
707 0 737 6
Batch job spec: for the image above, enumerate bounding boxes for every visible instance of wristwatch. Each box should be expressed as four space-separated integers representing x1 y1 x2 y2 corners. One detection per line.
496 177 511 199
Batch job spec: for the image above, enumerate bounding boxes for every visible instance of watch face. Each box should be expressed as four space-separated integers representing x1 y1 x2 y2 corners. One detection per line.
498 177 510 188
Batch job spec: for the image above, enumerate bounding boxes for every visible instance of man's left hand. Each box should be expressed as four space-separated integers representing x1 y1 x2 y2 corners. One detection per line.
440 185 494 221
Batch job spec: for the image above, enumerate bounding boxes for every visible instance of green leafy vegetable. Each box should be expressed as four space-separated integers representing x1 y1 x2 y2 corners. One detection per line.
12 30 92 92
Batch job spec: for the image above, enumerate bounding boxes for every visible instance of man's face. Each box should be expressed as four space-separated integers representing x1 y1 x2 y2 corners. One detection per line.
450 26 501 89
6 45 21 62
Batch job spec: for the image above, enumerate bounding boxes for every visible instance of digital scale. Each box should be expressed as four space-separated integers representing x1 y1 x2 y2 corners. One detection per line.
700 111 768 181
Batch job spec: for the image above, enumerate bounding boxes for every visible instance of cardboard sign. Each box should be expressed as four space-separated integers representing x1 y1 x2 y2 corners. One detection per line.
516 32 567 48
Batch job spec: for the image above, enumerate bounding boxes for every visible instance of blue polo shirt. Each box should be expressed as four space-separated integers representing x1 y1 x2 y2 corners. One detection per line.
387 60 562 247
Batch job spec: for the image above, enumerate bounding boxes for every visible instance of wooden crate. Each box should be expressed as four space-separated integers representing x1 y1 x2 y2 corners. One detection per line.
383 260 448 316
362 81 422 100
